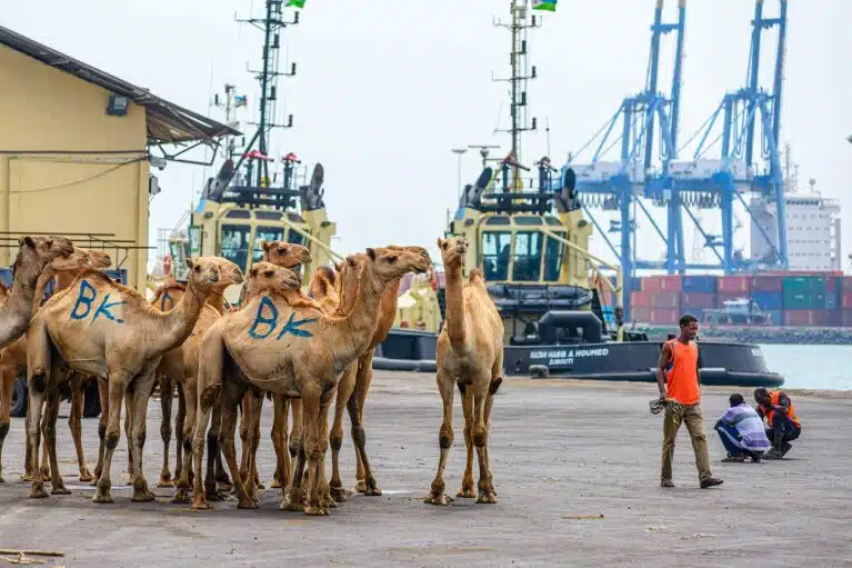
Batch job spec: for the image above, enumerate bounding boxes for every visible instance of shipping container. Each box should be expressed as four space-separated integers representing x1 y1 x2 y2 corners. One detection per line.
631 291 651 308
844 277 852 293
682 276 717 294
631 277 642 293
680 292 715 309
842 310 852 327
650 308 679 325
783 290 818 310
750 291 783 311
630 307 651 323
783 310 817 327
641 278 662 293
782 275 826 295
766 310 783 326
821 310 842 327
658 276 682 292
751 276 783 293
825 291 840 311
718 276 751 293
842 291 852 309
650 291 680 309
827 277 841 294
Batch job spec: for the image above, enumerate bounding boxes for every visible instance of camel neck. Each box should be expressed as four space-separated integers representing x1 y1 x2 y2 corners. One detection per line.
331 269 383 365
159 280 207 350
207 291 225 315
442 263 467 347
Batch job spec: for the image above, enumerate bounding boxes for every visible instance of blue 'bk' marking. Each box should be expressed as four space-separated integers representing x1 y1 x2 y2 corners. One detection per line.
70 280 125 324
248 296 316 340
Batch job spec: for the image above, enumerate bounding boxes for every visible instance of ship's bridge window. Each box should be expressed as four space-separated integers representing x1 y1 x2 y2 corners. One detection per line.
485 216 511 226
255 210 283 221
482 231 511 281
253 226 285 262
226 209 251 219
545 216 562 226
287 229 305 245
221 224 251 271
544 232 566 281
513 231 543 281
515 216 543 226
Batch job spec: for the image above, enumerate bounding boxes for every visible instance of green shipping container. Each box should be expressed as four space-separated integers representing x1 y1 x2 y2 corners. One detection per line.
782 276 826 296
783 289 820 310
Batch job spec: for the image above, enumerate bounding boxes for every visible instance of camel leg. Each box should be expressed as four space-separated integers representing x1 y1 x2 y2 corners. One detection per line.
289 398 303 463
352 352 381 496
483 374 502 498
215 439 231 490
238 392 251 484
473 381 497 504
39 413 50 480
0 357 16 484
23 409 33 481
456 384 476 498
44 383 70 495
204 402 224 501
425 370 455 506
317 390 337 510
246 389 265 495
128 365 157 503
218 383 255 509
26 318 51 499
68 373 94 482
92 378 108 485
123 393 133 485
92 370 130 504
281 398 306 512
270 394 290 490
302 386 330 516
329 363 357 503
173 381 186 484
173 379 197 504
191 379 221 510
156 374 174 487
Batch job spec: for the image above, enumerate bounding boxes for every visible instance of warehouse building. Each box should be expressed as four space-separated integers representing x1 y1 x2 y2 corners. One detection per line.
0 25 237 291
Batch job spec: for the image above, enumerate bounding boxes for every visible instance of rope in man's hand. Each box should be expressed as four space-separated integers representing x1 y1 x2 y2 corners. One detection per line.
649 397 686 417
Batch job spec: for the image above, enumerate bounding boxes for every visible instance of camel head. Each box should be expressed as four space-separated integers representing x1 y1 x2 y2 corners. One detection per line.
184 256 243 294
79 248 113 270
364 245 432 284
261 240 313 269
47 247 95 273
13 236 75 275
246 261 302 297
436 236 468 269
208 257 244 292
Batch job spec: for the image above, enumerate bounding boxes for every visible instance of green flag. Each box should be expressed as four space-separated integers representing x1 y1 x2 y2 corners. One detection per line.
532 0 557 11
286 0 305 7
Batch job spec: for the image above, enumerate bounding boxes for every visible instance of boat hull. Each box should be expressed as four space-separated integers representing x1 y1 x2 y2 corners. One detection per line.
376 330 784 388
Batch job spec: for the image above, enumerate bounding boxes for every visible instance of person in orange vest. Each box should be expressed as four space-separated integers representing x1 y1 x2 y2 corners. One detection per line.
753 388 801 459
657 314 724 489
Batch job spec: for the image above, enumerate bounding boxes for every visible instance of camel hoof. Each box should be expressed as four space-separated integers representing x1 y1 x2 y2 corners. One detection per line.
30 486 49 499
456 487 476 499
170 491 190 504
131 491 156 503
256 481 266 490
270 480 282 489
92 491 114 504
89 477 99 487
476 492 498 504
206 489 222 502
51 486 72 496
305 505 329 516
191 500 212 511
281 500 304 512
355 479 368 493
238 498 259 510
424 493 453 506
20 473 32 481
330 486 353 503
79 470 95 483
156 473 173 488
362 485 383 497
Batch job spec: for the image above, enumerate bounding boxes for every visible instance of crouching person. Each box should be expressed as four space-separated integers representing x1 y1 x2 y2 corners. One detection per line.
715 394 771 462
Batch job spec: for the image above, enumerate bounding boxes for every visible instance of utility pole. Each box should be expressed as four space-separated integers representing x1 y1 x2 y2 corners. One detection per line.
237 0 299 189
493 0 539 191
451 148 468 200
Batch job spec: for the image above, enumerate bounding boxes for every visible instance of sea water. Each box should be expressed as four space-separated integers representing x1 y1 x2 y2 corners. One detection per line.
760 344 852 390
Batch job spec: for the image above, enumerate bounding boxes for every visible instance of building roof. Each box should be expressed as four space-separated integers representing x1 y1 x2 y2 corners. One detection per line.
0 25 241 145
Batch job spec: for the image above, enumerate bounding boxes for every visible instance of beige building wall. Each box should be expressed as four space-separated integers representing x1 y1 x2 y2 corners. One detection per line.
0 45 150 291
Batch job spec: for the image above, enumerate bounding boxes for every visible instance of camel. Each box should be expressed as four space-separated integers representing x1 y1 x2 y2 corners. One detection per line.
425 236 504 506
0 244 91 483
190 246 431 515
25 257 241 503
0 236 75 350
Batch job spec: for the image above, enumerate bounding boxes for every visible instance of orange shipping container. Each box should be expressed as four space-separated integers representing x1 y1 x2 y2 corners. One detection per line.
718 276 751 293
631 291 651 308
641 278 662 293
650 309 679 325
650 291 680 309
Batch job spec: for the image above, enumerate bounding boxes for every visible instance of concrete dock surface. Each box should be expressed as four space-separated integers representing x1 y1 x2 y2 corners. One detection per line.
0 371 849 567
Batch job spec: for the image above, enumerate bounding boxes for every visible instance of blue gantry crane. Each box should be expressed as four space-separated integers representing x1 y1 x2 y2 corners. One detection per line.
680 0 789 274
563 0 687 320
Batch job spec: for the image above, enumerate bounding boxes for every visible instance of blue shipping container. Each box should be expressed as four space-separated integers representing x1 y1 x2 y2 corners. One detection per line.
631 277 642 292
766 310 783 326
682 276 717 294
826 291 840 310
751 291 783 310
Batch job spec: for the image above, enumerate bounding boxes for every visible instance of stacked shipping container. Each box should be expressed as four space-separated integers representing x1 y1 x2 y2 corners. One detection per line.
629 271 849 327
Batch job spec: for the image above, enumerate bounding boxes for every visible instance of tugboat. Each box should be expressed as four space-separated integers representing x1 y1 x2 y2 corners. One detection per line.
376 1 783 388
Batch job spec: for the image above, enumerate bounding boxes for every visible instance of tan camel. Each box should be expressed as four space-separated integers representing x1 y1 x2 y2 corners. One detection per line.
190 246 430 515
0 236 75 350
0 245 90 483
26 257 240 502
425 236 504 506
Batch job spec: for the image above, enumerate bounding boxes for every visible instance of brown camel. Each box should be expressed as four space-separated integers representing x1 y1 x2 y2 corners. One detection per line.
190 246 430 515
0 236 75 350
26 257 241 502
425 236 504 506
0 245 91 483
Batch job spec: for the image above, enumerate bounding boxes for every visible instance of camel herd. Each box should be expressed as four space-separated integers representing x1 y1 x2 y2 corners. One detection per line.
0 234 504 516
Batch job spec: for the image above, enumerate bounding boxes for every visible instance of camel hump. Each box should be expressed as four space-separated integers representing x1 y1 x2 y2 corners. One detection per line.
468 268 485 284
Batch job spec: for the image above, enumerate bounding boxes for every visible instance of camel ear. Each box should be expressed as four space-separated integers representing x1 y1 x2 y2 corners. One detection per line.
334 261 343 272
184 258 194 270
366 248 376 261
261 240 271 252
20 236 35 248
436 238 443 250
346 256 357 268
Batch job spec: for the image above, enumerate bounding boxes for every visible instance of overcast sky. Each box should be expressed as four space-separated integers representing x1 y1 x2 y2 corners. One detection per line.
6 0 851 271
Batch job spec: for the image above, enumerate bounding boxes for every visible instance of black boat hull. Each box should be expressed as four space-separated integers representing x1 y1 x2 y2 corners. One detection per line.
376 330 784 388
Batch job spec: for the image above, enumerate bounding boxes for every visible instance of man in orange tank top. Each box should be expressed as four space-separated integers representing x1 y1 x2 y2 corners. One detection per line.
656 314 723 489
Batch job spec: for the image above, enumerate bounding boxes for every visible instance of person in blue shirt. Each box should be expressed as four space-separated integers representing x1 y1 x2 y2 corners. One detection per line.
714 393 771 463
